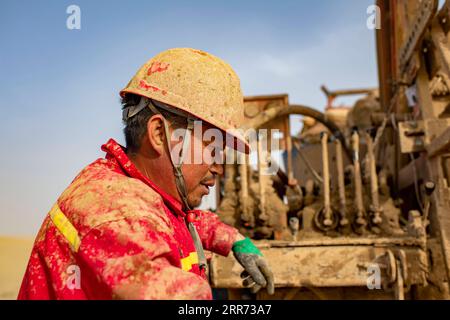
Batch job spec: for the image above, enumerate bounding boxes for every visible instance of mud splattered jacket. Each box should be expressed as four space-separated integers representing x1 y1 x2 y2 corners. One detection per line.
18 139 238 300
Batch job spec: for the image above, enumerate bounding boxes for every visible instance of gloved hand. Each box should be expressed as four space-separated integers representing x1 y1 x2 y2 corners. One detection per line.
232 237 274 295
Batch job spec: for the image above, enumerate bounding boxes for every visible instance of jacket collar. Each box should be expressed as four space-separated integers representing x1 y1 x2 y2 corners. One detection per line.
101 138 185 217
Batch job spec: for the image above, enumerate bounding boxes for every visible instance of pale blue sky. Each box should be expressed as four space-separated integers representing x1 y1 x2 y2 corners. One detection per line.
0 0 377 235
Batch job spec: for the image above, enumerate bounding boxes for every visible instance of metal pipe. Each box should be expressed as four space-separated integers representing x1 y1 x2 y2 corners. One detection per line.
285 117 294 182
321 85 378 98
257 136 269 222
335 139 349 226
239 151 252 225
423 181 436 227
352 130 367 227
321 132 332 226
365 132 382 225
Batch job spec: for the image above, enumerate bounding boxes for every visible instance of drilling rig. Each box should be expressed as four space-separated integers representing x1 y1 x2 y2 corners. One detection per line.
208 0 450 299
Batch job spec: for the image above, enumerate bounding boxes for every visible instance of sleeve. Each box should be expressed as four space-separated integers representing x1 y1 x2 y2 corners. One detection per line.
190 210 239 256
77 217 212 300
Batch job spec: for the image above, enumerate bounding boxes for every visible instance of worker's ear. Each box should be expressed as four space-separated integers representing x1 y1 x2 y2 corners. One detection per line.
147 114 166 155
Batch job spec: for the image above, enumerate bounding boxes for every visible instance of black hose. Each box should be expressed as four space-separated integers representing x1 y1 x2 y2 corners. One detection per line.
254 104 352 159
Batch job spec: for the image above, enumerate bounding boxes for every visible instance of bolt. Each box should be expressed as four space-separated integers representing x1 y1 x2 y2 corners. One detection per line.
425 181 436 196
372 215 382 225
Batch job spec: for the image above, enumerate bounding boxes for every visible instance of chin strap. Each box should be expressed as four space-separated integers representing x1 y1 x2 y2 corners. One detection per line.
126 97 207 271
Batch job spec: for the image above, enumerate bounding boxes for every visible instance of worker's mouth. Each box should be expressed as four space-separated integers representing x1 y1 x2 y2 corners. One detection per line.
201 184 210 195
200 180 215 195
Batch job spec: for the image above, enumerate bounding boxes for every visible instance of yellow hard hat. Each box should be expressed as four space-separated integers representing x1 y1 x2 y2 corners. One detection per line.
120 48 249 153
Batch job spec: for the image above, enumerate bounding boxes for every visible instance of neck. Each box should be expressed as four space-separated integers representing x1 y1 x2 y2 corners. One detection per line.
127 150 181 204
128 151 151 179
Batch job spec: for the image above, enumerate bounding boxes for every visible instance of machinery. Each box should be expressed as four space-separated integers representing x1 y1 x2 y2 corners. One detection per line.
208 0 450 299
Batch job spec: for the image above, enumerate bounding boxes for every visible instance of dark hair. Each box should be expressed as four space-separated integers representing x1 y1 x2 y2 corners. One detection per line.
121 94 187 154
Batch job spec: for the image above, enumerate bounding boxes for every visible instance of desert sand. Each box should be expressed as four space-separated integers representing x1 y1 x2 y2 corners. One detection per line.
0 237 34 300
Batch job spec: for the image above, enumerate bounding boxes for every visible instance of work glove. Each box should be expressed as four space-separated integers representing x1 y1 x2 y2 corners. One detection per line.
232 237 275 295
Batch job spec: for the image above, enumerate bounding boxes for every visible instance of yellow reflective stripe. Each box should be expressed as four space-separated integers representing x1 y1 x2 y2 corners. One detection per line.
180 252 199 271
49 203 81 252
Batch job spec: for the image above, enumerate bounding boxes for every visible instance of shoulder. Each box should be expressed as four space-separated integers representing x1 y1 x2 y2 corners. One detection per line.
56 158 173 238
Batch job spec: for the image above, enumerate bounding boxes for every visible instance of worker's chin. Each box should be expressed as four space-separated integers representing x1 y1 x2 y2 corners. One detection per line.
187 195 203 208
187 185 210 208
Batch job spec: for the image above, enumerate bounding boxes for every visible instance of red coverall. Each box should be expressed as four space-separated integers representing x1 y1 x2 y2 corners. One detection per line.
18 139 238 299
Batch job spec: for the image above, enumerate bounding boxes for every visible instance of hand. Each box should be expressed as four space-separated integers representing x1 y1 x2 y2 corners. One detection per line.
232 237 274 295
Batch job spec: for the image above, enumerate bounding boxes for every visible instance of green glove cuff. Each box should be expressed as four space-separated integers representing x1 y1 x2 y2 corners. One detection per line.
232 237 262 256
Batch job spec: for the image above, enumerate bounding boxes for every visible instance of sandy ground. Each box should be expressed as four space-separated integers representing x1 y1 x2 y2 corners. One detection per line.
0 237 34 300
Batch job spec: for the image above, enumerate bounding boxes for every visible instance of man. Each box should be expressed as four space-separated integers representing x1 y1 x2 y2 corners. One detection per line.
18 48 274 299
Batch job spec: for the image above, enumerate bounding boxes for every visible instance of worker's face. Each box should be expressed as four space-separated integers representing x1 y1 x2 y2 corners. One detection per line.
179 122 225 208
143 115 226 209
